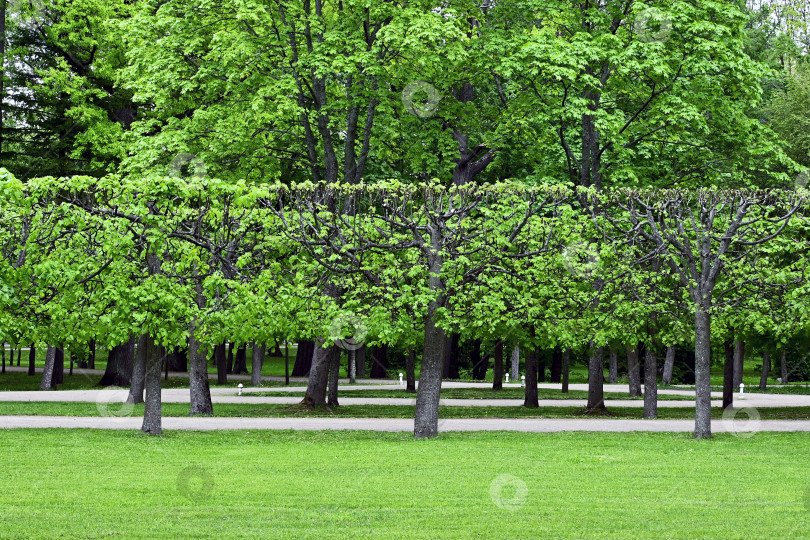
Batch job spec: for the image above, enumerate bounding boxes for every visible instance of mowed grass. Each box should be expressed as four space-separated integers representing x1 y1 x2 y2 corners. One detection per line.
249 387 694 400
1 429 810 539
4 402 810 420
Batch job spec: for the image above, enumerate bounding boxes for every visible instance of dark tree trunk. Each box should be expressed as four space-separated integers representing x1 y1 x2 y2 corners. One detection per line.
662 345 676 385
233 344 248 374
414 303 446 438
88 340 96 370
627 344 641 397
643 345 658 419
226 342 235 374
780 349 788 383
550 348 562 384
301 339 332 407
355 345 366 378
1 346 5 374
562 348 570 393
723 339 734 411
99 337 135 387
53 347 64 385
215 343 227 385
285 340 290 385
40 346 57 389
442 333 460 379
694 308 712 439
492 340 503 391
166 347 187 372
348 348 356 384
127 335 147 405
27 344 35 376
586 345 605 411
292 340 314 377
523 347 539 408
733 340 745 389
511 345 520 381
608 348 618 384
370 344 389 378
141 336 163 435
759 350 770 391
188 321 213 415
471 339 486 381
251 343 265 386
17 347 21 366
327 348 340 407
536 351 546 383
406 349 416 393
69 350 73 376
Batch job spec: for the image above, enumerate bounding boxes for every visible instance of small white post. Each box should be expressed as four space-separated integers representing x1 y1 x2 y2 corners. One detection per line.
521 375 526 388
399 372 404 386
237 383 243 396
505 373 510 384
739 383 745 395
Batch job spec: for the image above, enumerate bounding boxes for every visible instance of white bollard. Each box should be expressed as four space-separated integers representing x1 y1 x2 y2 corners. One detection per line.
739 383 745 395
237 383 243 396
399 372 404 386
505 373 510 384
521 375 526 388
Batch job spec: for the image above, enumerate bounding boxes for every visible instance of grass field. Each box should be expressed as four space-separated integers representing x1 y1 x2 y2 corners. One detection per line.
1 429 809 539
246 387 694 400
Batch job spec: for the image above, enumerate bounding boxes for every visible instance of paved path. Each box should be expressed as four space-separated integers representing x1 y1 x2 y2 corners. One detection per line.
0 415 806 433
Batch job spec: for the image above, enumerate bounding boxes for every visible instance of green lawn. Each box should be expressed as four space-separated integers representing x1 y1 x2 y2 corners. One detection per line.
1 429 809 538
248 387 694 400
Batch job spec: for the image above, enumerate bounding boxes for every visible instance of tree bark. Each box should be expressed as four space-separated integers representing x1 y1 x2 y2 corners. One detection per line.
215 343 227 385
471 339 486 380
301 339 332 408
405 349 416 393
662 345 676 385
127 334 147 405
586 345 605 411
643 345 657 419
442 333 460 379
292 340 314 376
2 346 6 374
88 340 95 369
233 344 248 374
694 308 712 439
141 335 163 435
99 337 134 387
27 344 35 376
226 342 235 374
52 347 64 385
355 345 366 378
523 347 539 408
188 322 213 415
780 349 788 383
348 349 356 384
40 346 56 390
608 348 618 384
759 350 770 391
551 348 563 383
723 339 734 411
251 342 265 386
327 348 340 407
414 302 446 438
492 339 503 391
562 348 571 394
370 344 389 378
733 340 745 389
627 344 641 397
511 345 519 381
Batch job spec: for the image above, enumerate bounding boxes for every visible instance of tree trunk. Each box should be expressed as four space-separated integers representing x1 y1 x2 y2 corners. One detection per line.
17 347 21 366
759 350 770 391
40 346 57 389
226 342 235 374
733 340 745 389
370 344 389 378
348 348 356 384
492 339 503 391
414 302 446 438
523 347 539 408
215 343 227 385
141 335 163 435
608 348 618 384
284 340 290 385
780 349 788 383
188 322 213 415
586 345 605 411
327 348 340 407
662 345 676 385
233 344 248 374
627 344 641 397
53 347 64 385
88 340 96 370
470 339 485 380
562 348 571 393
723 339 734 411
291 340 314 376
511 345 519 381
2 346 5 374
694 308 712 439
27 344 35 376
99 337 135 387
355 345 366 378
406 349 416 393
643 345 657 419
251 342 265 386
442 333 460 379
127 335 147 405
301 339 332 408
550 348 563 383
